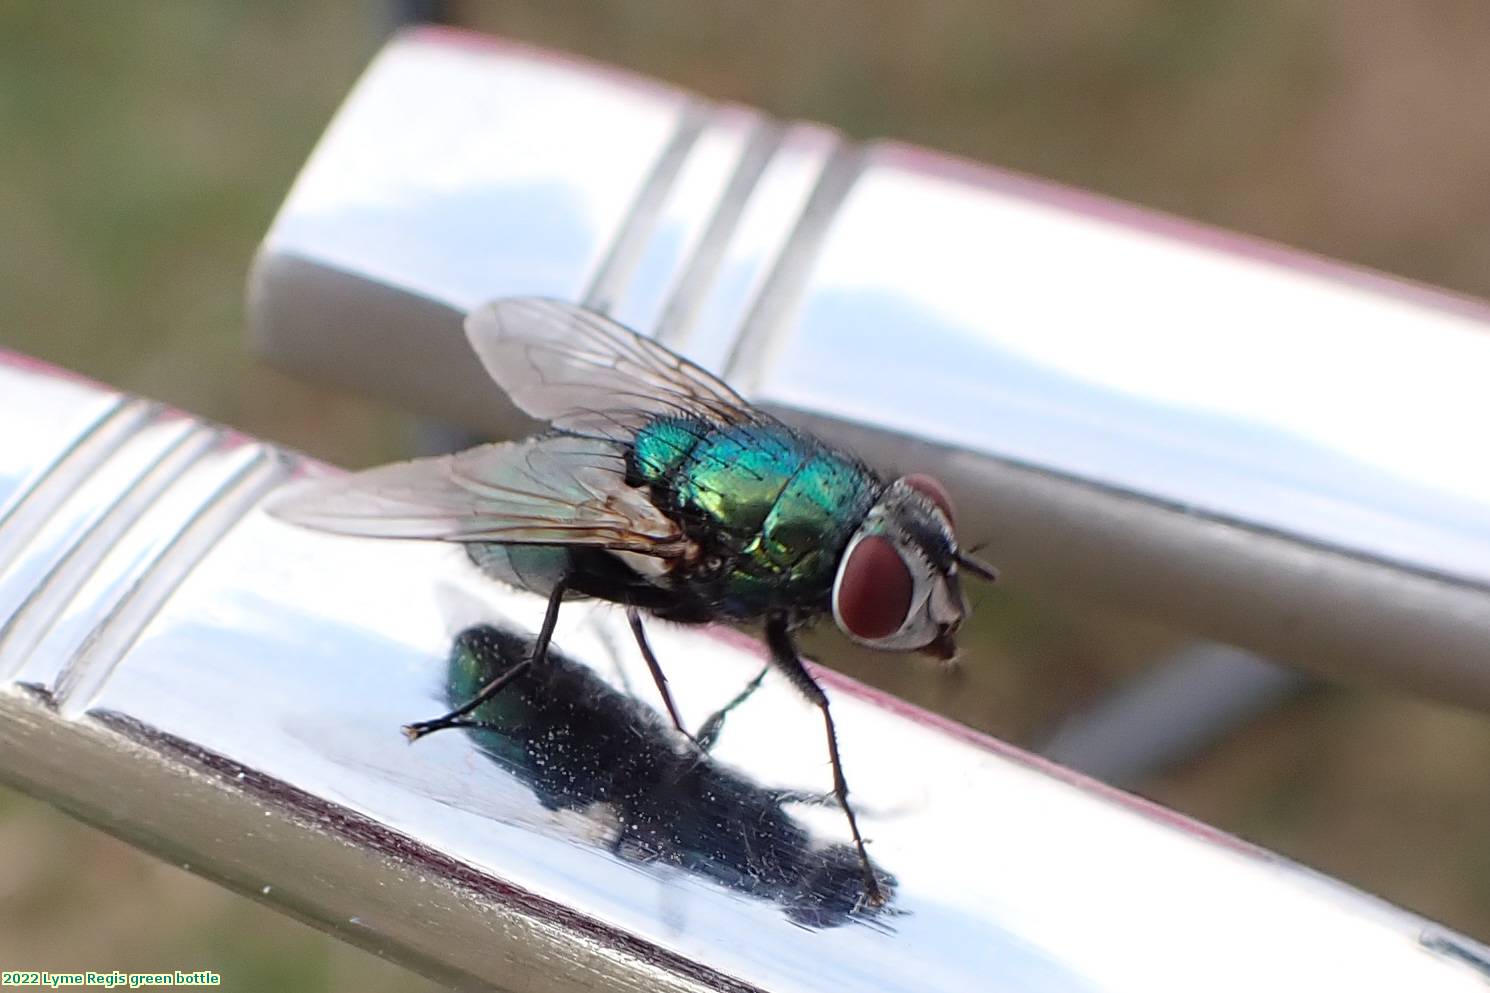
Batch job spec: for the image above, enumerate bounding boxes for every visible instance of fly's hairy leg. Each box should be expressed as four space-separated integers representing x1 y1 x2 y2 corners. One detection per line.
626 607 697 747
765 614 886 907
695 665 769 752
404 579 568 742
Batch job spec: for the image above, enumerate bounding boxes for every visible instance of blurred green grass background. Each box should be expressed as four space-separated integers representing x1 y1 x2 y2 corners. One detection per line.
3 1 1490 988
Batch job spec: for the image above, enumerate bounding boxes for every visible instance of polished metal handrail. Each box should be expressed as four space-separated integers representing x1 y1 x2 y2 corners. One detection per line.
2 350 1487 992
250 28 1490 711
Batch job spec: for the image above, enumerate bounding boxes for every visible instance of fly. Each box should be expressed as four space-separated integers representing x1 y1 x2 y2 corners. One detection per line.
269 297 998 906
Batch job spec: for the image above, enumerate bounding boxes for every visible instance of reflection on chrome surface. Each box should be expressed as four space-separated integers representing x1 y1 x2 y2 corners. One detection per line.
437 624 893 928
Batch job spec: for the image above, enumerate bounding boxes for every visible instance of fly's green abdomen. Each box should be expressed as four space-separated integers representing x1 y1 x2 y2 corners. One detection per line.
630 416 880 615
468 543 571 597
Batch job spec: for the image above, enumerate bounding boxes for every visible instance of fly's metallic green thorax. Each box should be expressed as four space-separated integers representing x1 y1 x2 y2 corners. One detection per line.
630 416 880 616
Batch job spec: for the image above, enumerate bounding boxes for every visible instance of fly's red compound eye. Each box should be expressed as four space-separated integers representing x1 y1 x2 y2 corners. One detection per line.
836 535 912 640
902 473 956 527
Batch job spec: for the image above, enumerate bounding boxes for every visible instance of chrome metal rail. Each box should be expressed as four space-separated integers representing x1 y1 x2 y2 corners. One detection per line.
2 351 1486 992
251 28 1490 708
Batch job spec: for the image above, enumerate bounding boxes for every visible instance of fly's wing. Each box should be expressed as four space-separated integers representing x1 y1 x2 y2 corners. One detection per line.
268 435 690 556
464 297 762 439
274 300 751 561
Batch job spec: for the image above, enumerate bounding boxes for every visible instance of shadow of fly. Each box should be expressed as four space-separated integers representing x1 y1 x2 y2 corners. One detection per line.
446 623 894 926
270 298 997 907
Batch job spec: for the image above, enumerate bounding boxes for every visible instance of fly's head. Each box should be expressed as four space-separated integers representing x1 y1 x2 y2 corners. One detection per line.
830 475 998 661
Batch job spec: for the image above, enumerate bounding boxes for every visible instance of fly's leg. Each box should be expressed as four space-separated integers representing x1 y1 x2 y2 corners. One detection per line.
402 657 535 743
626 608 697 747
694 665 769 752
765 614 886 907
404 580 567 742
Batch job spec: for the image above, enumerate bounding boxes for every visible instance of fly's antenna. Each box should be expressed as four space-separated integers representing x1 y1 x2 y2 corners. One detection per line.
957 548 1000 583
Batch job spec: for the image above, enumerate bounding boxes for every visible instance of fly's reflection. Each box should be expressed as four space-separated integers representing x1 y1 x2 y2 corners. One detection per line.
443 624 894 927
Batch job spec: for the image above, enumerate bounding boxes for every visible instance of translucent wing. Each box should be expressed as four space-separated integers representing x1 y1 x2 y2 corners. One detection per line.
465 297 760 439
268 435 690 556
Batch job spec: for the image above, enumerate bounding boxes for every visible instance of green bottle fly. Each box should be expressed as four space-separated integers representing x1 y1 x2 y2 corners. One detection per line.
269 297 999 908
